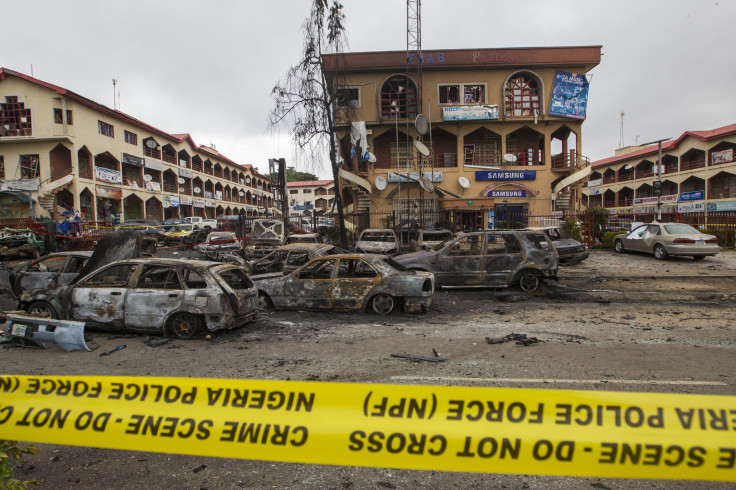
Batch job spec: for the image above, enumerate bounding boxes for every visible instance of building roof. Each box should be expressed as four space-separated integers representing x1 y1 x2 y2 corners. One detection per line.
322 46 602 73
0 68 253 172
287 180 334 188
591 122 736 169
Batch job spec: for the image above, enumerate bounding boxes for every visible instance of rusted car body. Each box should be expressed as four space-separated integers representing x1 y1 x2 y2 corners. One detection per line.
194 231 243 257
355 229 400 255
249 243 346 275
525 226 588 265
19 258 257 339
394 230 558 292
10 251 92 296
252 254 433 314
244 219 285 259
285 233 324 245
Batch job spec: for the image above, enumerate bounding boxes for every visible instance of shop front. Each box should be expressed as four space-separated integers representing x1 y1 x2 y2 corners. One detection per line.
163 195 180 220
96 185 122 223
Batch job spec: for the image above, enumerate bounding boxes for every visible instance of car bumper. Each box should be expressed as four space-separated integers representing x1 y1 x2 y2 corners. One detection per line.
402 295 432 313
558 250 589 265
664 244 720 256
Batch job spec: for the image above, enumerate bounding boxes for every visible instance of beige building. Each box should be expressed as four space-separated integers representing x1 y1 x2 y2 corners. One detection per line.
287 180 335 216
0 68 279 222
323 46 601 231
586 123 736 216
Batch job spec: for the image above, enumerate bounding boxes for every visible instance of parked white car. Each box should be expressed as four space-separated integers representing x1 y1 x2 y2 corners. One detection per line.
185 216 218 229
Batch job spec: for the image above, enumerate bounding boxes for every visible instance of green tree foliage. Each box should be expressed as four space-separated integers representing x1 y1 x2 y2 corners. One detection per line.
0 440 39 489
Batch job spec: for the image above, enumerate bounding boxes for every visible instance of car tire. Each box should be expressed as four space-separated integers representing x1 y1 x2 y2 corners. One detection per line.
613 239 624 253
515 271 540 293
257 292 273 309
27 300 58 319
693 255 706 260
371 293 395 315
653 244 669 261
167 312 202 340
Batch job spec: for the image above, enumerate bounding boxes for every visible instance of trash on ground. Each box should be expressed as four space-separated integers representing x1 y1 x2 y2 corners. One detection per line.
100 344 126 356
3 314 90 351
390 353 446 363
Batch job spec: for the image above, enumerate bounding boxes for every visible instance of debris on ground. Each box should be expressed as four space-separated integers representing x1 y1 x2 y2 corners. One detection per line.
390 353 446 363
144 337 171 348
486 333 540 345
100 344 126 356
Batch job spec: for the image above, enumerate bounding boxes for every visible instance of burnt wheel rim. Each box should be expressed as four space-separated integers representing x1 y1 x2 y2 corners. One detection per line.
28 302 53 318
170 313 200 339
518 274 539 292
372 294 394 315
257 293 271 309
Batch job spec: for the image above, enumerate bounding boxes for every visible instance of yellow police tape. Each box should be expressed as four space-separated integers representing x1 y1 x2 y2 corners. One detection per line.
1 375 735 481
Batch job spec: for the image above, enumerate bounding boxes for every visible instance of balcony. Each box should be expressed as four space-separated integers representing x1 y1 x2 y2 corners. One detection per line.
602 175 616 185
163 182 178 193
709 189 736 200
617 172 635 182
464 150 500 167
680 159 705 172
636 168 653 179
551 151 589 170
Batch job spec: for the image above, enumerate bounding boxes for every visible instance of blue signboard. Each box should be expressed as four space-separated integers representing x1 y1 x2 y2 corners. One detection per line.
475 170 536 181
549 71 590 120
488 190 526 198
679 191 704 202
706 201 736 212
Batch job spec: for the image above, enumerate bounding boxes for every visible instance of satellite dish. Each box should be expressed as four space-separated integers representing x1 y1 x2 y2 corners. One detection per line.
179 187 185 193
143 174 153 182
145 139 159 150
193 187 201 193
503 153 518 163
414 114 429 135
624 164 634 170
459 176 471 189
239 191 245 197
163 201 171 209
246 176 251 184
375 176 387 191
419 175 435 193
414 140 431 157
178 177 185 184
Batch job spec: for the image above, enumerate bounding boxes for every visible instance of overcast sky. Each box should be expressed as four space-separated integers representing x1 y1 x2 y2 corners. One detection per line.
5 1 734 178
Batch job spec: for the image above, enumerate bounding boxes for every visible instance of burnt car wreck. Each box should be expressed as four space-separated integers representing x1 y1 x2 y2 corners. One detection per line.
19 258 257 339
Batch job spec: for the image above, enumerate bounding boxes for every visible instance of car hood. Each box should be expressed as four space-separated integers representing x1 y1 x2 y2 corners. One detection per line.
356 241 397 252
395 250 435 262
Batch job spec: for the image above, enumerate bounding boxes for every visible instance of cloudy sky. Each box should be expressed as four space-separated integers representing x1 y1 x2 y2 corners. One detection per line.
5 1 734 178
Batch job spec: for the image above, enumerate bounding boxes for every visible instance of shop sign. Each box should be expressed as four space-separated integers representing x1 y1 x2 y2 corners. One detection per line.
215 191 223 200
145 181 161 192
488 190 526 198
164 195 180 208
95 167 122 184
587 179 602 187
205 191 214 199
121 153 144 167
633 194 678 206
179 168 193 179
678 202 704 213
712 149 733 165
97 185 122 200
549 71 589 120
1 178 40 191
194 200 206 208
294 204 314 211
144 158 163 171
679 191 704 202
442 105 499 121
179 159 188 167
180 197 193 206
634 204 677 215
589 188 601 196
475 170 536 181
205 200 216 208
387 172 443 183
706 201 736 211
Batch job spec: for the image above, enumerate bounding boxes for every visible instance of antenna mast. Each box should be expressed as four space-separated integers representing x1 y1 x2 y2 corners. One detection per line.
619 110 625 148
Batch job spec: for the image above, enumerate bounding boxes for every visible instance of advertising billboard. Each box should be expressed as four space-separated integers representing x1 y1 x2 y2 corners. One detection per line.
549 71 590 119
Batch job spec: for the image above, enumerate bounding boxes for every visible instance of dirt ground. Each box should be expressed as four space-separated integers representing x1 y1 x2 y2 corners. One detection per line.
2 249 736 489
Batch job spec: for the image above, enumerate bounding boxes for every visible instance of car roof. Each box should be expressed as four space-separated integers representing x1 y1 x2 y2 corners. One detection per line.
40 251 93 259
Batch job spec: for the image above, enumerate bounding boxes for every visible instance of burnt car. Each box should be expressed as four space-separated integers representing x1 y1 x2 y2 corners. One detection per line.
613 222 720 260
194 231 243 259
394 230 558 292
285 233 324 245
249 243 347 275
253 254 434 314
525 226 588 265
10 251 92 296
355 229 400 255
19 258 257 339
245 219 285 259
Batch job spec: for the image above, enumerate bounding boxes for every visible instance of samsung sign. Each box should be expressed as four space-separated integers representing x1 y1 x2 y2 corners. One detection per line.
475 170 536 181
488 190 526 198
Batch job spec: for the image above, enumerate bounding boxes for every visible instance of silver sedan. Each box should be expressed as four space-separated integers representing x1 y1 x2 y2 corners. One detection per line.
613 222 719 260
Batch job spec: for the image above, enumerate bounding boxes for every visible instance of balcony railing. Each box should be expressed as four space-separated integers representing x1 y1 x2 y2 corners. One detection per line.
513 150 544 166
464 150 500 167
636 169 653 179
617 173 635 182
603 198 616 208
680 159 706 172
162 153 176 165
551 151 589 170
602 175 616 184
709 189 736 199
618 197 633 207
663 163 678 174
163 182 178 193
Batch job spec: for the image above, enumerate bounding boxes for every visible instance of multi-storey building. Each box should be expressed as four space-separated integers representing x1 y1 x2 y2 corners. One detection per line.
0 68 279 221
322 46 601 231
585 123 736 215
286 180 335 216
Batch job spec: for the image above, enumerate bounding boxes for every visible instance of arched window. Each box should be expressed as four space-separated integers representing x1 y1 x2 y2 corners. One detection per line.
380 76 417 120
505 72 541 117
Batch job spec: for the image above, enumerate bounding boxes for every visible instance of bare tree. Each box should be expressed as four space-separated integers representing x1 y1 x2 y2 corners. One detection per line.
270 0 351 248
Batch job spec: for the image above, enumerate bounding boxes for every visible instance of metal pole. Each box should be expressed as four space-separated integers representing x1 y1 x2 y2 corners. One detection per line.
657 142 663 221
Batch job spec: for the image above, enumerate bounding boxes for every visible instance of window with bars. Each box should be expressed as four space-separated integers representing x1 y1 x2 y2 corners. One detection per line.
20 154 40 179
53 109 73 125
337 88 360 108
1 96 32 136
504 73 541 117
98 120 114 138
464 85 485 103
390 142 414 167
124 130 137 145
439 84 486 105
439 85 460 104
380 76 418 119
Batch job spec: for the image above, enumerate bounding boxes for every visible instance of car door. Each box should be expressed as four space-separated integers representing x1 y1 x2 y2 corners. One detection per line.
125 264 185 331
59 254 89 287
623 224 649 252
331 258 381 309
69 263 138 330
638 224 662 253
16 254 68 294
284 250 311 274
483 233 525 286
435 234 484 286
282 258 335 309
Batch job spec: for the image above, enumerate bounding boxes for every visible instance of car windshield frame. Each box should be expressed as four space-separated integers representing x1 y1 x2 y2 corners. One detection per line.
359 232 396 243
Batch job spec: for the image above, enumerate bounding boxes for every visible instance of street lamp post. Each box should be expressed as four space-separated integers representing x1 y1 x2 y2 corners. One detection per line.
640 137 671 221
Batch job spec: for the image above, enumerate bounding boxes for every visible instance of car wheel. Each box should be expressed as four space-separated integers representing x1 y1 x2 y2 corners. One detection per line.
613 239 624 253
653 244 669 261
516 271 540 293
693 255 706 260
257 292 273 309
371 293 395 315
27 300 58 319
167 312 202 340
